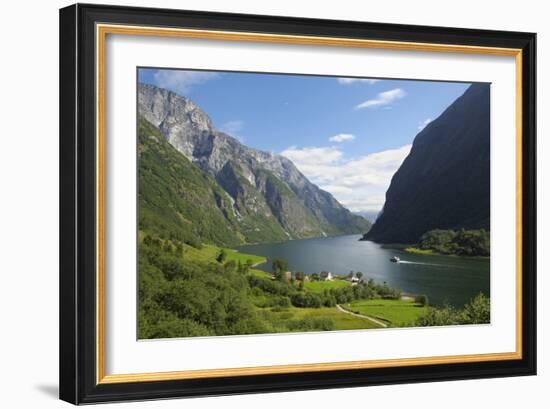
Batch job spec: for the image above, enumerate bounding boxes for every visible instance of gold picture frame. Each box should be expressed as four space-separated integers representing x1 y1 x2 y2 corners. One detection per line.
60 4 536 404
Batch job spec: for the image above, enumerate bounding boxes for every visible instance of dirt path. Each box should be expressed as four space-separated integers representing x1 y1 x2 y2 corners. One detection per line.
336 304 388 328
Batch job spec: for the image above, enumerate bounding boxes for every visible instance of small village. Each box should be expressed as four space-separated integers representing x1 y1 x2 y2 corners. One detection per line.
276 270 362 284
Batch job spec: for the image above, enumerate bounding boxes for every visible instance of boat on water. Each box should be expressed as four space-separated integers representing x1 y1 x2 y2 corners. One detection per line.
390 256 401 263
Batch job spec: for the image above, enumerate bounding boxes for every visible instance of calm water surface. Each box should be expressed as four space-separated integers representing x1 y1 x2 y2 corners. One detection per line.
237 234 489 308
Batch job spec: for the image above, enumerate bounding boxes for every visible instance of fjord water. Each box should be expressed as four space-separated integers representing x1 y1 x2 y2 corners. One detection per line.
238 234 489 308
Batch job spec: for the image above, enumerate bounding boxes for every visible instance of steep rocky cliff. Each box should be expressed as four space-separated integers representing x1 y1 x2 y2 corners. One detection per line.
364 83 490 243
138 83 370 243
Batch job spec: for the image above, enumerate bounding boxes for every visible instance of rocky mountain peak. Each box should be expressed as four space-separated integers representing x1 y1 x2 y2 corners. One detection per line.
138 83 214 159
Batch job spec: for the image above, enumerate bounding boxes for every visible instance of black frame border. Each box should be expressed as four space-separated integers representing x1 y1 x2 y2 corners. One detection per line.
59 3 536 404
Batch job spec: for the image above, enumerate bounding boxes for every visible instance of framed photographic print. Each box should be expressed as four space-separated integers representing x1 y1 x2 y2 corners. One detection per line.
59 3 536 404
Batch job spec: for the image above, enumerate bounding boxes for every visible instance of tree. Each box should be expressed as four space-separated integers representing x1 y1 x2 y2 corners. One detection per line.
415 293 490 327
272 257 289 281
461 293 490 323
356 272 363 281
223 260 237 274
294 271 305 281
150 237 162 248
415 294 429 306
418 228 490 256
310 273 320 281
163 241 174 253
415 304 460 327
216 249 227 263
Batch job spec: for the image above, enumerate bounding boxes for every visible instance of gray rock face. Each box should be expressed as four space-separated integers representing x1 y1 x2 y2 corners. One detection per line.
138 83 370 240
137 84 214 158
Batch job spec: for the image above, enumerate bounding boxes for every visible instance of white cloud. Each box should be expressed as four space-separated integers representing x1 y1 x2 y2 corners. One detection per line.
220 120 245 142
337 77 379 85
320 185 354 195
340 196 387 213
280 146 343 174
153 70 218 95
355 88 406 110
417 118 432 131
329 133 356 143
281 144 412 212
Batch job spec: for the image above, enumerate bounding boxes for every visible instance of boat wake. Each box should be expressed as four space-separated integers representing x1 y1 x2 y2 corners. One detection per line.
398 260 449 267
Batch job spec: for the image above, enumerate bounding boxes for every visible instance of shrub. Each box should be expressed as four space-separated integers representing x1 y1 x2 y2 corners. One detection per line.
272 258 289 281
461 293 490 324
291 292 323 308
415 293 490 327
415 294 429 306
287 317 335 332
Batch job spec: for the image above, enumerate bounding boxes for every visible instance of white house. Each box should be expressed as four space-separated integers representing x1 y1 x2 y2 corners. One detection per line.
319 271 333 281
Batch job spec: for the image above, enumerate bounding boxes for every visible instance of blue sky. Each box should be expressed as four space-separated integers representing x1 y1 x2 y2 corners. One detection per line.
138 68 471 213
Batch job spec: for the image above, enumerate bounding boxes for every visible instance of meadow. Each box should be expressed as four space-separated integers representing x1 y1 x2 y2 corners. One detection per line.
346 299 427 327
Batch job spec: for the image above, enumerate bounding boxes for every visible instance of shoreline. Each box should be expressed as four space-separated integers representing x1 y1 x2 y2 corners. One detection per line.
380 243 490 260
237 232 364 248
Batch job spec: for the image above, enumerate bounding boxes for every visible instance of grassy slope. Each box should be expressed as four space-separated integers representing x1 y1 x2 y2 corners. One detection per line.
289 307 380 330
347 299 427 327
304 279 350 293
187 244 266 266
404 247 435 255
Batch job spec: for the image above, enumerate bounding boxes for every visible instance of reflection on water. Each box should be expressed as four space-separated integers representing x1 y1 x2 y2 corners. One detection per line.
238 234 490 308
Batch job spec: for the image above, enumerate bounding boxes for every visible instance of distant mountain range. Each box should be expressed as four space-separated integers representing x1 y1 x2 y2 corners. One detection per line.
138 83 371 247
353 211 380 223
364 83 490 244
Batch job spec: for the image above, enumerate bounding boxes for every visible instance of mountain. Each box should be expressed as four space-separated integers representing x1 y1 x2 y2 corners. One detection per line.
354 211 380 223
364 83 490 244
138 83 370 245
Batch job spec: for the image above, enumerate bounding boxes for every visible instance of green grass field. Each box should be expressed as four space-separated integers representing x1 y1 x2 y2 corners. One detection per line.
184 244 266 265
404 247 435 255
265 306 380 330
248 268 272 278
303 279 350 293
346 299 427 327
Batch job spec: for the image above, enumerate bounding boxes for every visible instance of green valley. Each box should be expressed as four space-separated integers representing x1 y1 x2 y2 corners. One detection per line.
136 80 491 340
